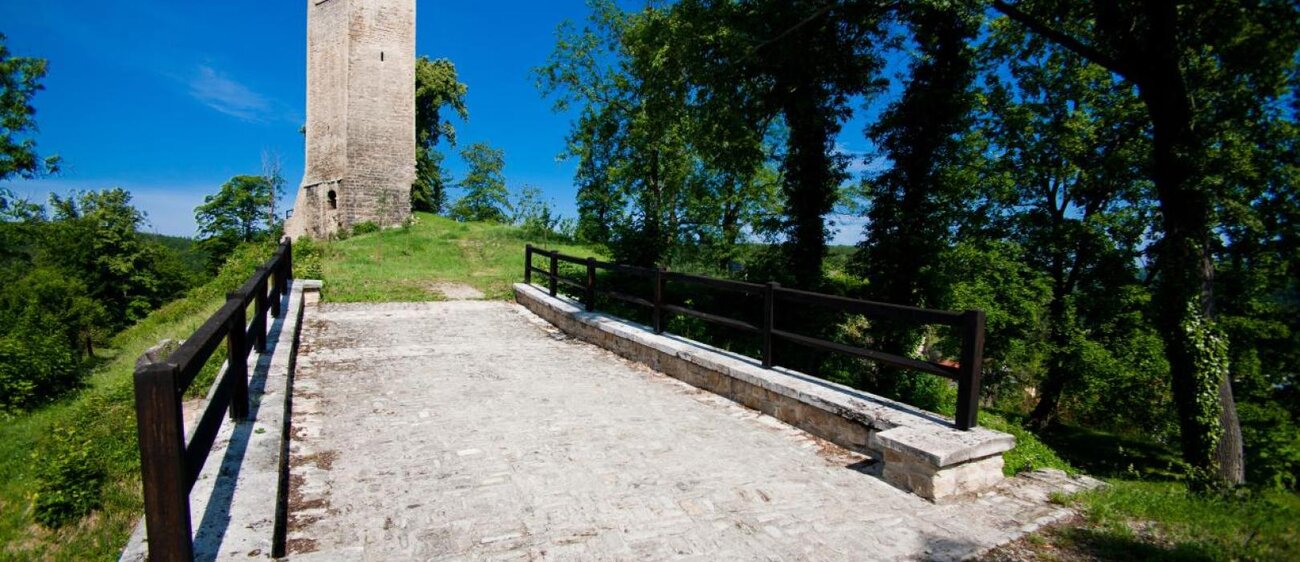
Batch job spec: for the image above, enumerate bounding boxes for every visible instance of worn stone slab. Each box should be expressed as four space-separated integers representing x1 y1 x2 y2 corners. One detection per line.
119 280 312 562
287 299 1100 560
873 425 1016 468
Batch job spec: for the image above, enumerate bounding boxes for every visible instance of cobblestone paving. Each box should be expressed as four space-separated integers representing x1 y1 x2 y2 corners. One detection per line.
287 301 1094 561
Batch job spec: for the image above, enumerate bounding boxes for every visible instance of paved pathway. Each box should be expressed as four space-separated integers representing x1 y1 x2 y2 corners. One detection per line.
287 301 1093 561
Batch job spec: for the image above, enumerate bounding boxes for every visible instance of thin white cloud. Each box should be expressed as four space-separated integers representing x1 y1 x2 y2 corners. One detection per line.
187 65 288 123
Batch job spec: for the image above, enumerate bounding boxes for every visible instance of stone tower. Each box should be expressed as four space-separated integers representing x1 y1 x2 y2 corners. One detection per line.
285 0 415 239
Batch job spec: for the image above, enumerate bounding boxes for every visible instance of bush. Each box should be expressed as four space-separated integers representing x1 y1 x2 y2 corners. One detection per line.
0 330 84 413
293 237 326 280
33 426 104 528
352 221 380 235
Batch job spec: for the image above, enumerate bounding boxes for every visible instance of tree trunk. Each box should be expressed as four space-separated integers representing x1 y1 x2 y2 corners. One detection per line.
1027 286 1071 430
780 78 836 290
1134 0 1244 486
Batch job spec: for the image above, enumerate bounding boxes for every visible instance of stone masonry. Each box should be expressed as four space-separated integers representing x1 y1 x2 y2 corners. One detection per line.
285 0 415 239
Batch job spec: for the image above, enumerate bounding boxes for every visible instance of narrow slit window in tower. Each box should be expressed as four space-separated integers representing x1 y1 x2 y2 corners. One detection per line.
327 190 337 209
380 51 384 61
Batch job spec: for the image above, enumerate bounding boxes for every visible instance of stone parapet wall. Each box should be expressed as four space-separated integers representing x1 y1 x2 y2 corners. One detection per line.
514 282 1015 501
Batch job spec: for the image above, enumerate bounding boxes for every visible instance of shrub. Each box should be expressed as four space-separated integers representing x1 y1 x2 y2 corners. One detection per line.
352 221 380 235
0 330 84 413
293 237 326 280
33 426 104 528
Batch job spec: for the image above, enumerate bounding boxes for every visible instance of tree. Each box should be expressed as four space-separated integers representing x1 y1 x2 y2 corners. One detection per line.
449 143 510 223
414 148 453 214
1 33 59 205
43 189 181 330
990 0 1300 485
195 175 274 269
413 57 469 213
978 20 1156 431
538 1 820 269
512 185 560 237
260 149 286 233
670 0 887 288
852 2 981 400
538 2 695 266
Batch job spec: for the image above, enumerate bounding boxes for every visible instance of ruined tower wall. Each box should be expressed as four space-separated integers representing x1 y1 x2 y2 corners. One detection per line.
342 0 415 228
285 0 414 239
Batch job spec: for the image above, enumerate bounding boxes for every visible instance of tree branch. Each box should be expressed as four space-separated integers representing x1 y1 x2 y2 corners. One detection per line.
747 3 837 59
990 0 1132 80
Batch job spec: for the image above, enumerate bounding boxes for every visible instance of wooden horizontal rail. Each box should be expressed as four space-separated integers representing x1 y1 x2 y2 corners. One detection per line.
665 271 765 295
522 244 985 431
770 329 959 379
556 276 586 291
605 290 654 309
663 304 761 334
774 286 965 327
592 260 655 276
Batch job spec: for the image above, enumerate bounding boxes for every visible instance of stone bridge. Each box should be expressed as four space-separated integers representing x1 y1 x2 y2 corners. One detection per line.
123 281 1098 562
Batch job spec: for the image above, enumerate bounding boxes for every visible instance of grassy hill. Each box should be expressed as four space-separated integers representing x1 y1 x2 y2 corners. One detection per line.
304 214 599 303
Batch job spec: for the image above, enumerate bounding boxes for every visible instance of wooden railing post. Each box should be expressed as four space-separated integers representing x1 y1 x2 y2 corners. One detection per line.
955 309 986 430
524 244 533 284
270 247 285 318
585 257 596 311
254 267 270 352
133 362 193 562
763 282 779 368
227 292 249 421
653 268 665 334
548 252 558 297
284 240 293 287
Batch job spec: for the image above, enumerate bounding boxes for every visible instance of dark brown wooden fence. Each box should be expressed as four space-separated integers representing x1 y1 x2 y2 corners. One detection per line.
132 241 293 562
524 244 986 430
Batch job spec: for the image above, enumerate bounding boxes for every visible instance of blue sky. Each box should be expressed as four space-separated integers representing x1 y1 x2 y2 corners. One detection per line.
0 0 879 244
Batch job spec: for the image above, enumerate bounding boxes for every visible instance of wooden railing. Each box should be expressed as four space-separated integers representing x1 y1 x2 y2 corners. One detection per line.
524 244 986 430
132 241 293 562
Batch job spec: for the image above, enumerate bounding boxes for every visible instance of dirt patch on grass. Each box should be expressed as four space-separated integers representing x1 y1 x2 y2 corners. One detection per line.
428 282 485 300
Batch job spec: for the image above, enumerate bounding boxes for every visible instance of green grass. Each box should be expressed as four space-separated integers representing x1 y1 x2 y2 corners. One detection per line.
979 410 1076 476
0 244 275 561
1042 481 1300 561
311 213 600 302
993 416 1300 561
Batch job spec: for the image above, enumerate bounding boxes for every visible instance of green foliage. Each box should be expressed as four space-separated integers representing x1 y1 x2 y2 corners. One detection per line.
32 426 104 529
940 241 1052 405
195 175 276 270
449 143 511 223
413 148 452 214
0 32 60 183
979 412 1074 476
352 221 380 235
413 57 469 214
293 236 325 280
536 1 793 268
0 240 276 558
0 329 83 414
511 185 562 238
